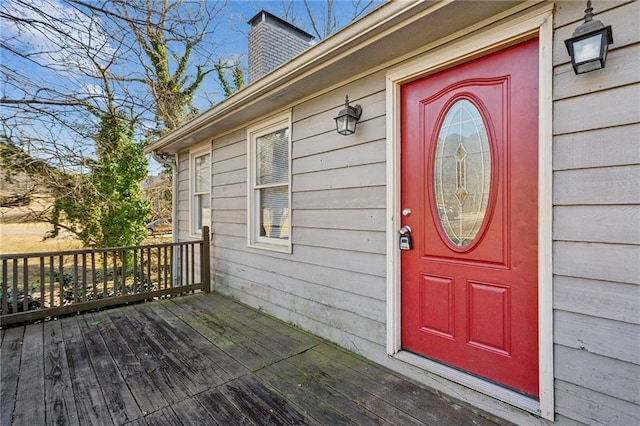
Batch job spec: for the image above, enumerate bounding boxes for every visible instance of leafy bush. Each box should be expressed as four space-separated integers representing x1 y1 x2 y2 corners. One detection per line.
52 267 152 303
0 288 41 314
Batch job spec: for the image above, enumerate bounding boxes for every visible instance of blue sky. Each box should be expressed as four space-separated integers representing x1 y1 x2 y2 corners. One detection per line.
1 0 383 106
191 0 384 108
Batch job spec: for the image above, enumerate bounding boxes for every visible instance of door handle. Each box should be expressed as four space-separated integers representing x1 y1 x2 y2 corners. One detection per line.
399 226 413 250
399 225 412 235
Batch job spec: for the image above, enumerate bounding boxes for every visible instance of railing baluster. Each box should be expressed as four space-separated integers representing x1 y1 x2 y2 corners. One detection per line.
202 226 211 294
186 244 190 287
140 248 144 292
184 244 189 287
102 251 108 299
73 254 79 304
191 243 195 287
49 256 54 309
81 253 87 302
91 252 97 301
39 257 45 308
119 250 124 295
167 245 172 289
142 248 146 291
146 246 152 292
142 248 148 292
22 258 29 312
12 259 18 313
157 247 162 290
180 245 185 288
2 259 8 315
169 246 178 288
125 249 129 294
138 248 143 293
158 246 171 288
112 251 118 296
133 248 139 294
58 255 64 306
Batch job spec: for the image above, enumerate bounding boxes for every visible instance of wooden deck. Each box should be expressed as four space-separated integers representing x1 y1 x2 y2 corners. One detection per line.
1 292 512 425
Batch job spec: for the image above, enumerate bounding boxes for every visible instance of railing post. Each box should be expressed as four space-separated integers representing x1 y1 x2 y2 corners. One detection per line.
201 226 211 293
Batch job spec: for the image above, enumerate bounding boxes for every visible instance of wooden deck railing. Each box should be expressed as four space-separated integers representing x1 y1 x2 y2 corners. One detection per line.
0 227 210 326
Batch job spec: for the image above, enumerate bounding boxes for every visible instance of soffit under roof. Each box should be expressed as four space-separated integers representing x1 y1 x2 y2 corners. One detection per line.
149 0 527 154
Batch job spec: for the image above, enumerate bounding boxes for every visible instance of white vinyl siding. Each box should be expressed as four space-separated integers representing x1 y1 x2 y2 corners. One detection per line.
551 1 640 424
247 113 292 252
212 77 388 353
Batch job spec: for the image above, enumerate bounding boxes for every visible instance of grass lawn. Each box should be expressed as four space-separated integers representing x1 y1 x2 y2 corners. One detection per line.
0 222 83 255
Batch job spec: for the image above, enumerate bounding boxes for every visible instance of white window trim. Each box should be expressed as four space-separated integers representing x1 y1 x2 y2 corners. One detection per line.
247 112 292 253
189 144 211 237
385 4 554 421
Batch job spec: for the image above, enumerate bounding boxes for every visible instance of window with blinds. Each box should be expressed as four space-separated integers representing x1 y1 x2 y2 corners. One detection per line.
248 113 291 252
191 148 210 235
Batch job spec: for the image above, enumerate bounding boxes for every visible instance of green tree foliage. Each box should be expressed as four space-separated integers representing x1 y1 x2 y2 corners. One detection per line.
49 112 149 247
1 112 150 248
215 59 245 97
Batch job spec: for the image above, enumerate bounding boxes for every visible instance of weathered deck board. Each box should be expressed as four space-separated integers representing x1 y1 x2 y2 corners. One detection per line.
116 302 209 396
142 299 247 382
89 309 169 415
256 357 389 425
0 292 511 426
144 406 181 426
169 395 219 425
108 306 193 404
0 326 22 426
13 323 45 425
218 375 311 425
187 291 317 357
284 345 432 425
311 343 500 425
133 302 230 389
61 315 113 425
163 295 284 371
43 319 80 426
76 314 142 424
195 387 254 425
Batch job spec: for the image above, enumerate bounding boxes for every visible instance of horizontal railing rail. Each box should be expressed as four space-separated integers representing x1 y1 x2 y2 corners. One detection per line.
1 226 210 326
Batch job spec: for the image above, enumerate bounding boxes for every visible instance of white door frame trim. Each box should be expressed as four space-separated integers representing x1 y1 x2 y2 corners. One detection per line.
385 5 554 420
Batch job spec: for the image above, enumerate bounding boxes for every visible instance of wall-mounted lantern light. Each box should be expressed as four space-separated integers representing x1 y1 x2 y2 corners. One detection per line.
334 95 362 136
564 0 614 75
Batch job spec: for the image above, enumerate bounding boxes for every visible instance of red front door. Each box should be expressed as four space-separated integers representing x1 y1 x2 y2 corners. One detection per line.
400 39 539 397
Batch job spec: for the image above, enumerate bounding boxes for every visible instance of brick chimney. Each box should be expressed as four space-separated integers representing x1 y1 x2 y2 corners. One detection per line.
247 11 314 83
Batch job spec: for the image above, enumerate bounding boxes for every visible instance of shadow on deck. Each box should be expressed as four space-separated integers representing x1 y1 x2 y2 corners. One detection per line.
1 292 512 425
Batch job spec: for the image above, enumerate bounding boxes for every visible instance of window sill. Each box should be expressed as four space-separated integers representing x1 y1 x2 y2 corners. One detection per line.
248 241 292 254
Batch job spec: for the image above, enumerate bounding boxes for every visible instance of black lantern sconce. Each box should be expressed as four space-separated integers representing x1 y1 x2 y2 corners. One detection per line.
564 0 614 75
334 95 362 136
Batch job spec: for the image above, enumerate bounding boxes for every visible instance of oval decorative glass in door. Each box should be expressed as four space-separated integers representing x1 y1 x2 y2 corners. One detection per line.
434 98 491 248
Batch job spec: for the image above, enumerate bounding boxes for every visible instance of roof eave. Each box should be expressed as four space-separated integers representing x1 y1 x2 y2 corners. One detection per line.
146 0 534 154
145 0 438 154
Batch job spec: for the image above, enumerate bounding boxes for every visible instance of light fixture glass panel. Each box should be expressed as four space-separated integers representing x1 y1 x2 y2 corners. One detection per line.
346 117 357 134
336 116 348 134
574 33 602 63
